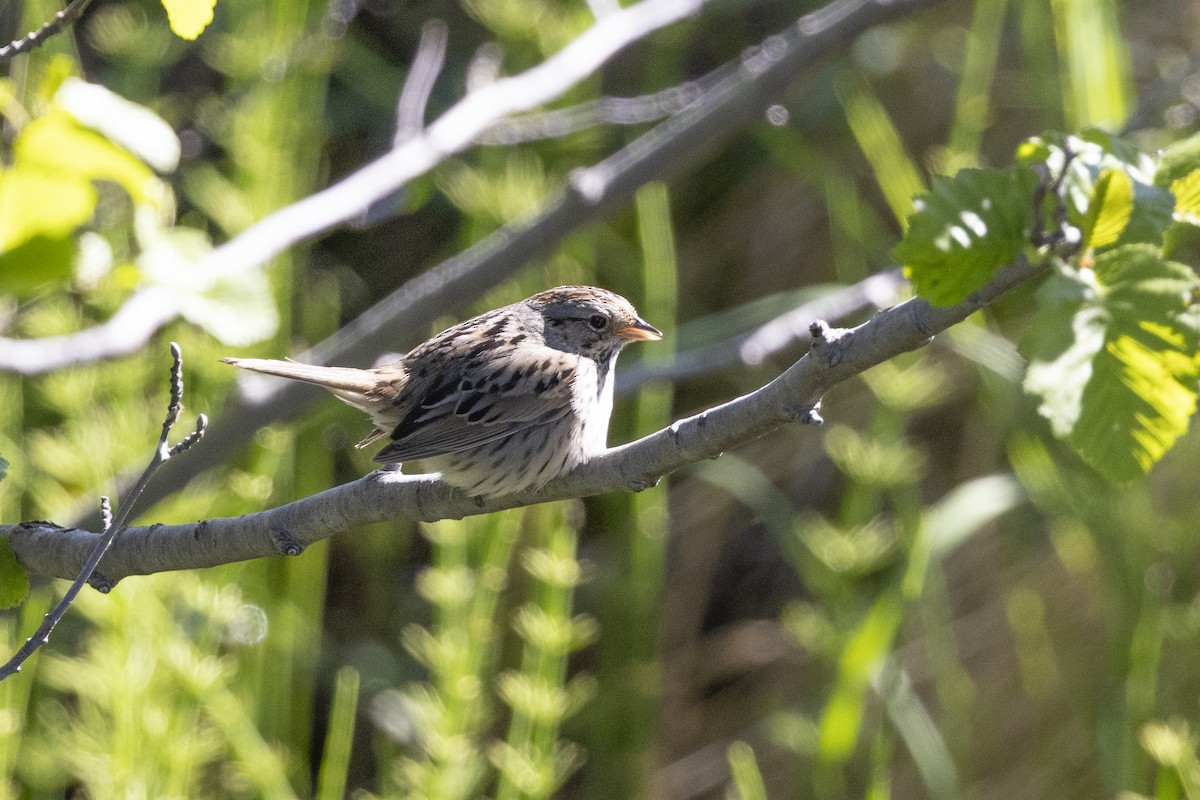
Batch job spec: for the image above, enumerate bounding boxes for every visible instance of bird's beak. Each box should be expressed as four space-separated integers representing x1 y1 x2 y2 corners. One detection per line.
617 317 663 342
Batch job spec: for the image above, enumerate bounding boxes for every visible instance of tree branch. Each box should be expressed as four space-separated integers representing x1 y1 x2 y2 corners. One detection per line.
3 254 1045 584
0 343 206 680
0 289 181 375
618 269 905 391
0 0 96 63
80 0 941 530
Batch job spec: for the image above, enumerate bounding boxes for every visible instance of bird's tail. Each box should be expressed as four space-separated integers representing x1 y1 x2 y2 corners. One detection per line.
222 357 382 395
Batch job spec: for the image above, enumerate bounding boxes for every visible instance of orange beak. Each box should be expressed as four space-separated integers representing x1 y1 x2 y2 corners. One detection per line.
616 317 663 342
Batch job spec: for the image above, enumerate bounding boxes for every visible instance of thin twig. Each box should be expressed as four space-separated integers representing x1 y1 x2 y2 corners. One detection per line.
394 19 449 146
0 343 207 681
0 0 98 62
618 270 906 391
356 18 451 227
480 76 717 145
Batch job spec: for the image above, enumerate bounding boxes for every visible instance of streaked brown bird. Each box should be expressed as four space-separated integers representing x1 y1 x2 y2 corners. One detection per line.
223 286 661 497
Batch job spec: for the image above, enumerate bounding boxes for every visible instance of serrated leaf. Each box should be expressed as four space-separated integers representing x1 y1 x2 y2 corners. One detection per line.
0 538 30 609
1083 168 1133 249
893 167 1038 306
1170 168 1200 225
1022 244 1200 481
162 0 216 40
1155 130 1200 187
1022 132 1174 249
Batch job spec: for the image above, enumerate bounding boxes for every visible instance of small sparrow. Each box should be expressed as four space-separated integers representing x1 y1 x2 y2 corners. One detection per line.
223 286 661 497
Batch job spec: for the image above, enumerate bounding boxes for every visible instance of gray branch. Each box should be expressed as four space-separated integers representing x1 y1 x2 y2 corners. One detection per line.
3 254 1044 583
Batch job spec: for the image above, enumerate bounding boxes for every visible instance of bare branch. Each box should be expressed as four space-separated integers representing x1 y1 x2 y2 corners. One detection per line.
195 0 719 279
0 343 207 681
0 289 180 375
86 0 941 529
0 0 97 63
480 78 715 145
394 19 449 146
4 254 1044 585
618 269 905 391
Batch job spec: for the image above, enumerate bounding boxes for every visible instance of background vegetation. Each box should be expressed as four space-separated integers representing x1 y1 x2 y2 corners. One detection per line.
2 0 1200 798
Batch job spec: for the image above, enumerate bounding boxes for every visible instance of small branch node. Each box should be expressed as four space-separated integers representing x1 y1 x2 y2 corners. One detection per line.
193 520 209 540
624 475 661 492
568 166 608 204
270 528 306 557
788 401 824 425
88 572 114 593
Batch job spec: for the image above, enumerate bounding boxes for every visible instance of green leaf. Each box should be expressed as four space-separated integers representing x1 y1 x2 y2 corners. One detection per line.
893 167 1038 306
0 235 77 295
0 167 94 252
161 0 216 40
1022 244 1200 481
0 537 29 610
1154 130 1200 187
726 742 768 800
1170 168 1200 226
1023 131 1174 249
1083 167 1133 249
56 78 181 173
17 112 159 206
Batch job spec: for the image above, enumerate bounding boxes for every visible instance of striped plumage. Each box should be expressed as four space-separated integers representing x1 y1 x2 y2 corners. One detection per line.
223 286 661 497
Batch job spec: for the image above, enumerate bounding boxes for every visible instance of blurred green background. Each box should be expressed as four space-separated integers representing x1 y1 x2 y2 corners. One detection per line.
3 0 1200 798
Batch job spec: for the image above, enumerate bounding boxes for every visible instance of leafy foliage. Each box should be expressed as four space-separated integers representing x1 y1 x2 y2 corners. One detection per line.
1023 247 1200 481
898 131 1200 482
893 167 1039 305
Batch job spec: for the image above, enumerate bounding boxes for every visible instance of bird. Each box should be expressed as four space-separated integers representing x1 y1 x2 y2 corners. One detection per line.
223 286 662 498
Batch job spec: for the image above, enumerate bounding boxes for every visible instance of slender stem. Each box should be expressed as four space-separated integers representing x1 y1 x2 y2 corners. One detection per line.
0 343 206 681
0 0 98 62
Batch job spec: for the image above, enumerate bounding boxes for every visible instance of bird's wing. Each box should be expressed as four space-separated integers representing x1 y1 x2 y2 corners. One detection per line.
373 346 578 464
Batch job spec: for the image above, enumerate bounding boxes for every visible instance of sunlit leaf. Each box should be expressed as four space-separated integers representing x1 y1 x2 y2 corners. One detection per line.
57 78 181 173
1023 131 1174 248
0 168 94 252
0 537 29 610
1154 130 1200 187
817 595 903 761
1022 245 1200 481
15 113 159 205
1082 167 1133 249
1170 168 1200 226
161 0 216 40
893 167 1038 306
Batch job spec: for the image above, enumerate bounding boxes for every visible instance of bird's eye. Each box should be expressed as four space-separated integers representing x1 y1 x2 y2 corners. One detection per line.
588 314 608 331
